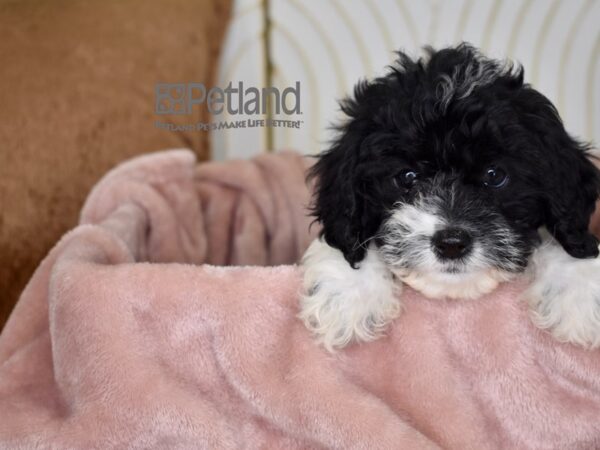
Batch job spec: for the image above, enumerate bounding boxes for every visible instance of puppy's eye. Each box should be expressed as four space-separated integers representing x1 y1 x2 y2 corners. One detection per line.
394 169 418 188
482 166 508 188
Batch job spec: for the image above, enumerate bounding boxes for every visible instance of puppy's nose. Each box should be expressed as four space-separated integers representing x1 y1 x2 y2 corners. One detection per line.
432 228 472 260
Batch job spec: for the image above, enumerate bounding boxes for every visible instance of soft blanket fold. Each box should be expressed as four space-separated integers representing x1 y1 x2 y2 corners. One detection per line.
1 150 599 449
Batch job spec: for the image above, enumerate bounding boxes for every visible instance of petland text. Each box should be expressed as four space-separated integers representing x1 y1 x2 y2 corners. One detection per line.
155 81 302 116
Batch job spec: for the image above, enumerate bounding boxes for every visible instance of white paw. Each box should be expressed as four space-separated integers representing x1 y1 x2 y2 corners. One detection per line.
299 239 401 351
527 238 600 349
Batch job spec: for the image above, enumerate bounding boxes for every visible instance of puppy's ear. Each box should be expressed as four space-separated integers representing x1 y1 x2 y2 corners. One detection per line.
545 148 600 258
520 90 600 258
308 81 385 268
309 128 370 268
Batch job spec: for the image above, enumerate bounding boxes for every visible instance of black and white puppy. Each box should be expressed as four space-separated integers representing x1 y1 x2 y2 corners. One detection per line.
300 44 600 351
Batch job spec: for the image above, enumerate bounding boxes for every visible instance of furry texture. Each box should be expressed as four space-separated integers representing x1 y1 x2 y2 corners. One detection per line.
2 150 600 448
310 44 599 267
303 43 600 350
299 239 400 350
378 177 522 299
527 232 600 348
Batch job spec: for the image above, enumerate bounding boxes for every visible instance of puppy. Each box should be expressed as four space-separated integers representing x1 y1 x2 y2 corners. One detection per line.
299 44 600 351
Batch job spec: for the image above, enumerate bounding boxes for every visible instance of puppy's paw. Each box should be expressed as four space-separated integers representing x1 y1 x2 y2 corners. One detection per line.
527 240 600 348
299 239 401 351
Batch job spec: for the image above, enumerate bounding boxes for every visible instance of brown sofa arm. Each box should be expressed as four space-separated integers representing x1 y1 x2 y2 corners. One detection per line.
0 0 232 329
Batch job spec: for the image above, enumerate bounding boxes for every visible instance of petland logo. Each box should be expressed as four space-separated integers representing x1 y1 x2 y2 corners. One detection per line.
154 81 303 131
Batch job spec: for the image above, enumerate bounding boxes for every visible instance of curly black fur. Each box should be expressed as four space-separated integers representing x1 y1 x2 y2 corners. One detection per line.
309 43 600 268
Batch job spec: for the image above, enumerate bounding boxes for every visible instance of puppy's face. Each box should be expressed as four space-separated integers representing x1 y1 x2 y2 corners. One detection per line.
311 44 600 298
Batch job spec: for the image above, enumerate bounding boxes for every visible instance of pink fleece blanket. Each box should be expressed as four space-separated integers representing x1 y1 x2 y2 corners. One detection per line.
1 150 600 449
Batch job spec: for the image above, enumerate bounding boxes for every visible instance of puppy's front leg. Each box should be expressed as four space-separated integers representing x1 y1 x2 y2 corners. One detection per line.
299 238 401 351
527 233 600 348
